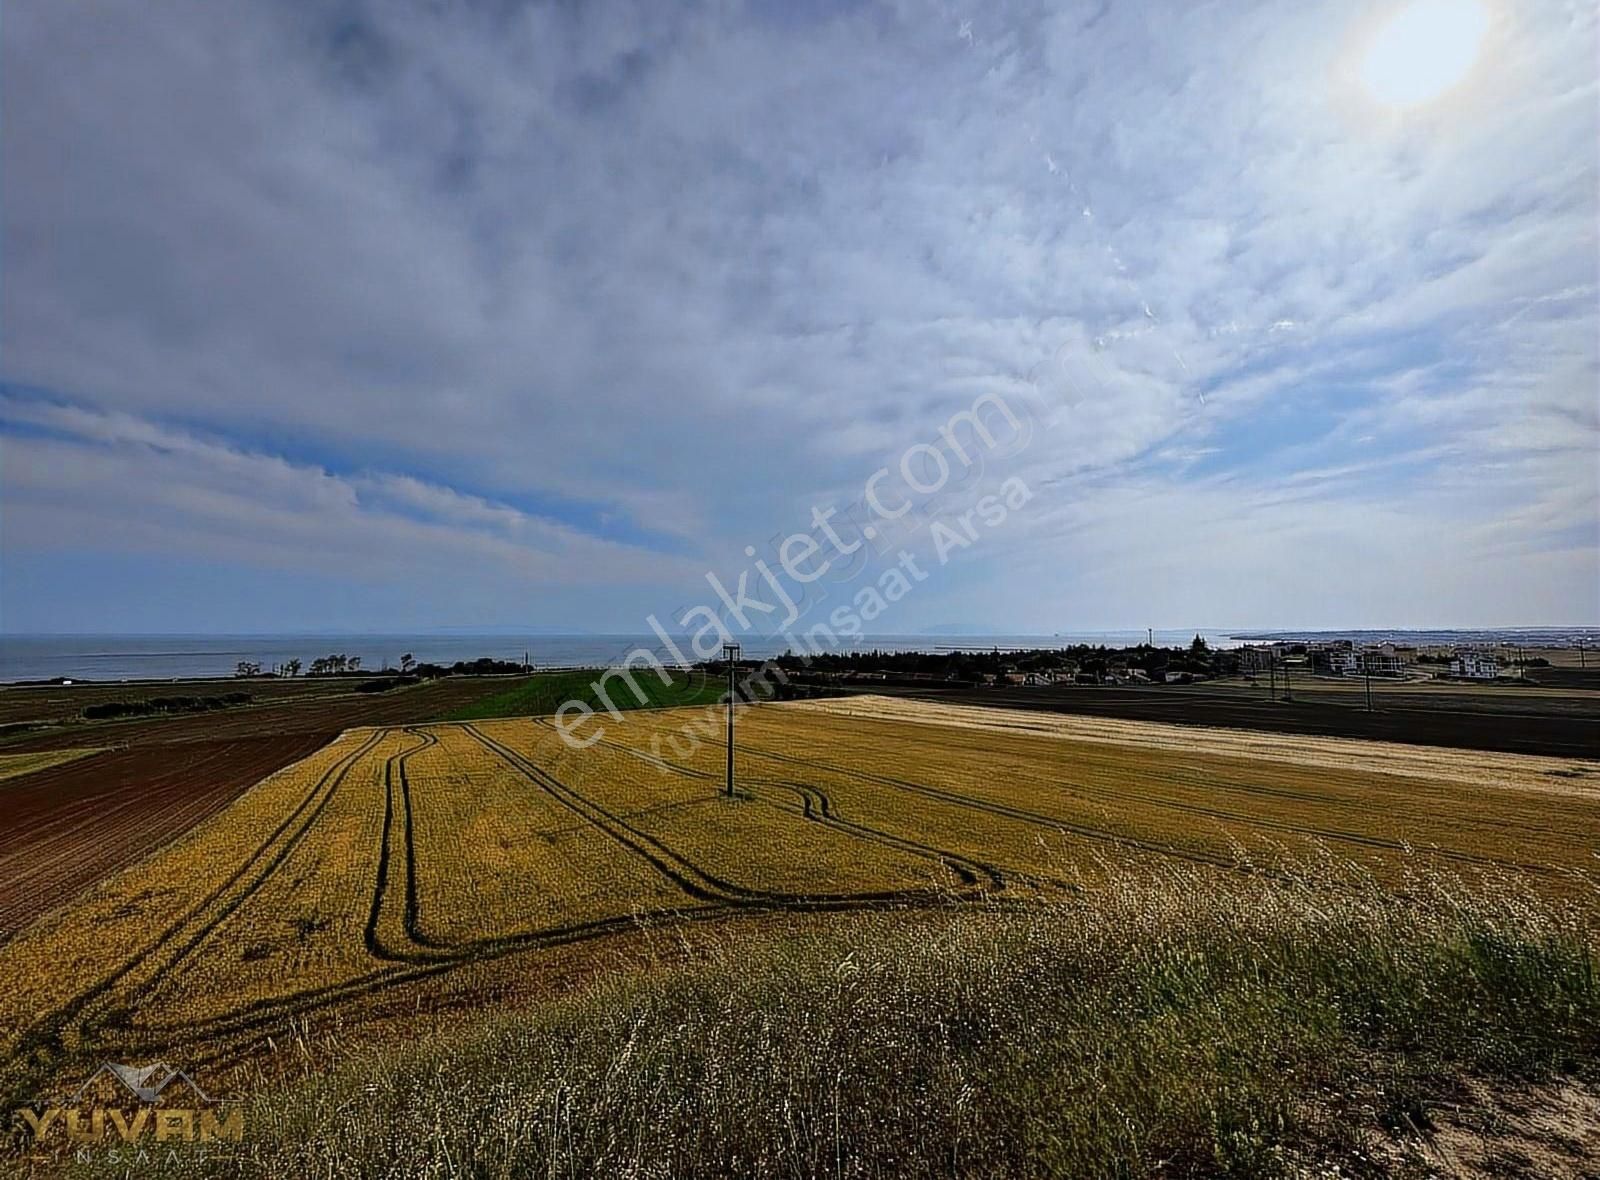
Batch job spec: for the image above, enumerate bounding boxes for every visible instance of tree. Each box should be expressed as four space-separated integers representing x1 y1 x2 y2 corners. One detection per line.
1190 634 1210 655
284 658 302 677
234 661 261 678
400 652 415 673
349 656 362 673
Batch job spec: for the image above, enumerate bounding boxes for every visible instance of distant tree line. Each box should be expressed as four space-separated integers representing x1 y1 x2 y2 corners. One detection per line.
407 657 527 677
236 653 428 678
353 674 421 693
306 654 363 676
773 637 1230 685
83 691 253 720
230 652 524 681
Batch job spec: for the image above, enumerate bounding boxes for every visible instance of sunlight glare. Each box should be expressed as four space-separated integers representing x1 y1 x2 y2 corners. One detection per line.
1360 0 1490 106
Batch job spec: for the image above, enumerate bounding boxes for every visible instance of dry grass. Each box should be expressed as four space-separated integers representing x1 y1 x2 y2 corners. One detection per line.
61 854 1600 1180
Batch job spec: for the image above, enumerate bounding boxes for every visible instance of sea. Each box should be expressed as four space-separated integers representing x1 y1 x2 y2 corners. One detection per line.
1 630 1247 684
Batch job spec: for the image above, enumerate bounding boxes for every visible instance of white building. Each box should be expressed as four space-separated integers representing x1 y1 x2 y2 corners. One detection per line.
1450 651 1498 680
1237 645 1276 673
1357 649 1404 676
1327 649 1357 675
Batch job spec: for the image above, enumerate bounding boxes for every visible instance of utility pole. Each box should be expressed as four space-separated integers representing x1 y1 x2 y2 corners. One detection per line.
1282 656 1293 702
1268 658 1276 700
723 642 741 797
1365 661 1373 712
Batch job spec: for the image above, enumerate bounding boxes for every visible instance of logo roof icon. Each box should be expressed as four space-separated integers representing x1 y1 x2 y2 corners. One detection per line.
71 1062 213 1105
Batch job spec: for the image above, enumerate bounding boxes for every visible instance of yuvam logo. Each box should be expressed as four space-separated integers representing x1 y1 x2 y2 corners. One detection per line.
75 1062 213 1105
15 1060 244 1146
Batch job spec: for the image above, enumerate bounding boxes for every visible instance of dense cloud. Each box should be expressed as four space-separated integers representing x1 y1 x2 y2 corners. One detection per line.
2 0 1595 631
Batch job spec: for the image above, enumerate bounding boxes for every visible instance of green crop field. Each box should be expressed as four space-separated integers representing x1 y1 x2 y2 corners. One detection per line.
445 667 730 721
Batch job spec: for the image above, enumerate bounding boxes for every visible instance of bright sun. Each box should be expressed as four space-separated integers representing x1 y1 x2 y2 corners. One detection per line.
1360 0 1490 106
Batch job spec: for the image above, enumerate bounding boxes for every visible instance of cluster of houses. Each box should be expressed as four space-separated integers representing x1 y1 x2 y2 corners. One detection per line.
791 638 1519 694
989 658 1207 686
992 664 1155 687
799 660 1169 689
1235 641 1502 681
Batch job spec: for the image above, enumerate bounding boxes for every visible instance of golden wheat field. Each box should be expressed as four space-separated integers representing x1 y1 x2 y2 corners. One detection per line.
2 696 1597 1094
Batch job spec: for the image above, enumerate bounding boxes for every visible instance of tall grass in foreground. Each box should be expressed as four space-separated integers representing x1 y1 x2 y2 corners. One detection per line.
79 855 1597 1179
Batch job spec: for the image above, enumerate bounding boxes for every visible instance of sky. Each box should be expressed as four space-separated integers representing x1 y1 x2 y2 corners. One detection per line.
1 0 1596 637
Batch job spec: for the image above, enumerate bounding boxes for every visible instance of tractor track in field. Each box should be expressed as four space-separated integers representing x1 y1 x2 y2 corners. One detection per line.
769 781 1005 890
397 728 434 950
141 904 742 1054
784 713 1567 869
128 716 989 1049
121 723 752 1046
47 723 715 1049
736 733 1564 878
0 678 535 952
162 877 1030 1076
157 905 782 1075
732 737 1257 871
114 716 1022 1058
467 725 756 906
535 719 1009 894
466 724 978 910
363 728 439 960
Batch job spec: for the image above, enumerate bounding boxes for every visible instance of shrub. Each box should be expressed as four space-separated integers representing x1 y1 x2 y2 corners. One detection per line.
80 692 253 721
353 675 420 694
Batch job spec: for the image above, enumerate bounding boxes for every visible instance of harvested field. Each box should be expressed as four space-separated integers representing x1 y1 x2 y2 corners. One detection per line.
0 674 523 751
1529 666 1600 691
0 748 101 783
1 696 1596 1107
0 676 357 728
793 695 1600 795
893 680 1600 758
0 677 525 942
